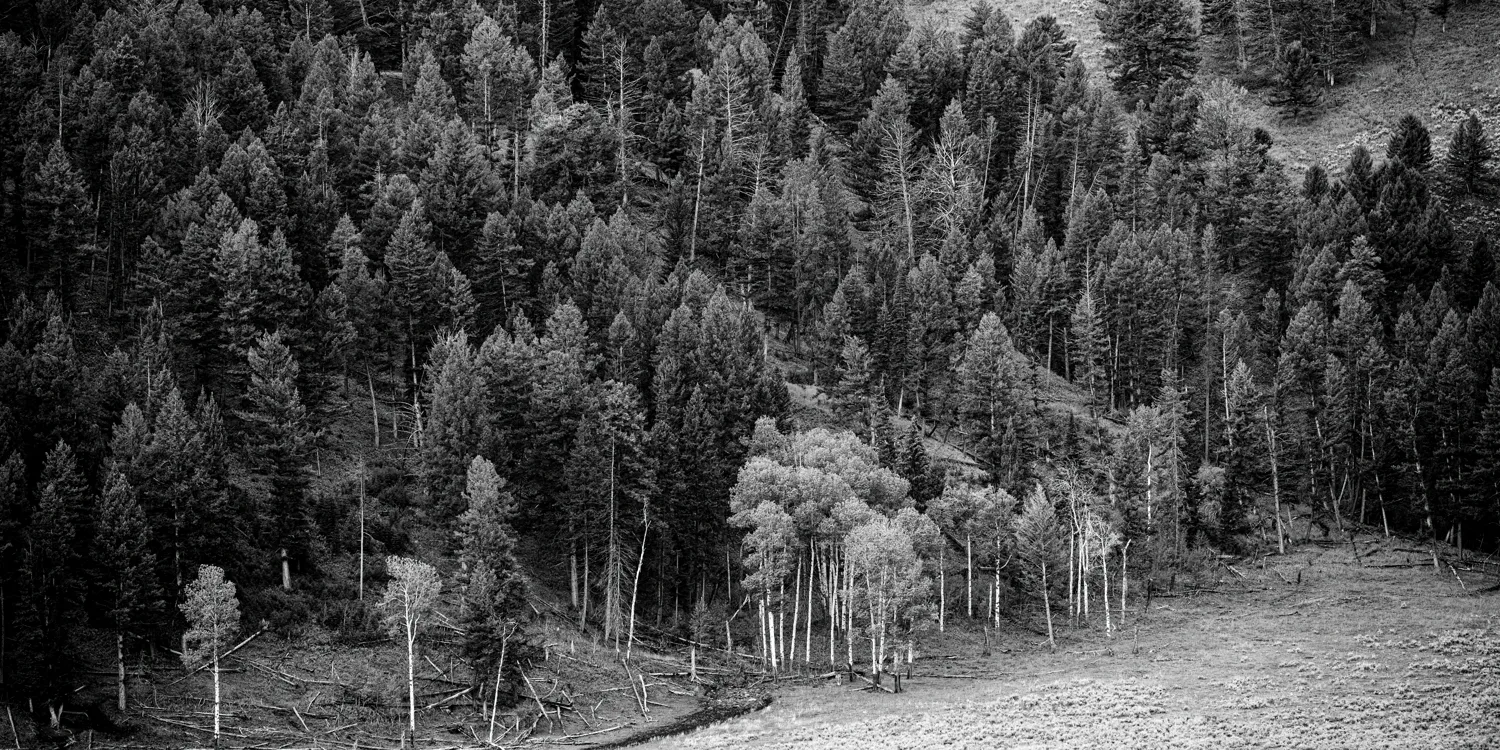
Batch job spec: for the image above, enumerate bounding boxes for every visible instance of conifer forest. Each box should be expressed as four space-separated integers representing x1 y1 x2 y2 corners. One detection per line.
1 0 1498 745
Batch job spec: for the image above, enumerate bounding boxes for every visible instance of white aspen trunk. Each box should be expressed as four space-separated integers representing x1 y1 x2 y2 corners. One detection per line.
938 545 946 632
790 555 801 665
758 598 768 668
1067 531 1076 620
1102 546 1112 637
1041 562 1054 648
845 556 854 668
212 644 222 741
993 568 1000 626
805 545 815 663
113 630 128 711
625 513 649 659
406 618 417 731
367 371 380 448
827 549 836 666
1120 540 1130 617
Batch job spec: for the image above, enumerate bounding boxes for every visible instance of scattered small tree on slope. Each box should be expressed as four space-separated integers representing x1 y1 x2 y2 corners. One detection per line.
1013 483 1064 648
1447 112 1492 194
179 565 241 745
380 556 442 734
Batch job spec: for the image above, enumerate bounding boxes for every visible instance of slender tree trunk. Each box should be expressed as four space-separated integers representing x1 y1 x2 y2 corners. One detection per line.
1102 545 1112 637
805 544 815 663
625 513 649 659
406 620 417 731
966 535 973 618
117 632 127 711
938 545 946 632
359 464 366 601
367 370 380 447
212 646 222 745
790 555 801 665
1040 562 1054 649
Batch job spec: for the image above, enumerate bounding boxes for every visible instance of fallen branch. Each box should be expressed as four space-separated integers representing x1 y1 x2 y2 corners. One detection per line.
565 724 623 740
165 628 264 686
421 686 475 711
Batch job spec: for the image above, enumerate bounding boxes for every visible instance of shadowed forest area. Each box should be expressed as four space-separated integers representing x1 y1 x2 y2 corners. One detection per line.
0 0 1497 745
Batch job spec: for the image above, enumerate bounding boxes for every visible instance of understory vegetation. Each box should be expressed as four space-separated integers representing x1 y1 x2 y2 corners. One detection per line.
0 0 1497 742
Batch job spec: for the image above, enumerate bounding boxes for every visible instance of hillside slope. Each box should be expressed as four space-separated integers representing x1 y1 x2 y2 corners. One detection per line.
641 532 1500 749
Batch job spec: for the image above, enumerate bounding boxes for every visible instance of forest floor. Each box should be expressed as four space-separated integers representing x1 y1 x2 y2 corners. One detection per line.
637 528 1500 749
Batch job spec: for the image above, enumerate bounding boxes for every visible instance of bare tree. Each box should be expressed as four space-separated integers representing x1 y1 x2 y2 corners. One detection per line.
380 556 442 734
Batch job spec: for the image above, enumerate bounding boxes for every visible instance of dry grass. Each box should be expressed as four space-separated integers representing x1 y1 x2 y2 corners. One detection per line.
1261 5 1500 176
906 0 1108 75
639 535 1500 749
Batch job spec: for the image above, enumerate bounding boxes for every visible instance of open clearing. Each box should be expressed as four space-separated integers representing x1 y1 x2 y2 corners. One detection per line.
640 534 1500 749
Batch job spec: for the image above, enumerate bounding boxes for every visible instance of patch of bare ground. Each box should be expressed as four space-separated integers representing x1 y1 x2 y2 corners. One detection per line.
638 531 1500 749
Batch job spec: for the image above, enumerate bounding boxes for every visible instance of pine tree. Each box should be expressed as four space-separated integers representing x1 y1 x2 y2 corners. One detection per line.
457 456 526 692
18 442 86 708
1070 284 1107 411
1097 0 1200 109
24 142 93 306
237 330 311 589
424 331 487 519
1446 112 1492 194
1270 41 1321 121
1013 482 1063 647
564 382 654 647
815 0 909 133
463 15 538 148
953 313 1034 483
834 336 876 428
421 118 499 266
1387 113 1433 171
93 471 160 710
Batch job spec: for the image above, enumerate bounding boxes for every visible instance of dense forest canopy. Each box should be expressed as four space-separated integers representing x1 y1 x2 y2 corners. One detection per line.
0 0 1497 731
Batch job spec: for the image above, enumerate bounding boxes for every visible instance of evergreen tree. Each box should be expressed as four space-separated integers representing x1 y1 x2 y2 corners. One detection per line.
93 471 160 710
816 0 910 133
17 442 86 707
1070 284 1107 411
953 313 1034 483
457 456 526 692
564 382 653 647
1446 112 1492 194
424 331 487 519
1387 114 1433 171
1013 482 1063 647
1097 0 1200 108
24 142 94 307
237 330 311 589
1270 41 1321 121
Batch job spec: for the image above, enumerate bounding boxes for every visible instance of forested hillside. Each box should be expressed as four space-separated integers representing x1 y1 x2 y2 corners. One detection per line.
0 0 1497 742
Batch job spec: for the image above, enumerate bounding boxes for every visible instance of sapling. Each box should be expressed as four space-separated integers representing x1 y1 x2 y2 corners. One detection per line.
380 555 442 733
179 565 241 745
